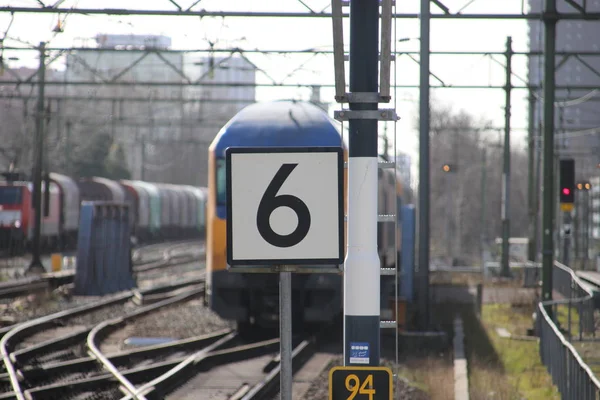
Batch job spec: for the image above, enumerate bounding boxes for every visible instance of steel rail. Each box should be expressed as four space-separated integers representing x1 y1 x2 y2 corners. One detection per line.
17 336 279 399
132 246 204 273
1 278 206 398
118 333 241 400
119 337 282 400
0 281 48 299
9 326 89 366
0 334 239 400
86 285 205 400
0 271 75 300
0 291 134 400
131 239 203 265
241 338 315 400
8 276 206 366
0 244 204 300
10 329 233 382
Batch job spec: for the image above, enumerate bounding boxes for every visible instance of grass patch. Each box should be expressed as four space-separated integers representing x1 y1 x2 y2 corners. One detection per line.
554 302 582 339
573 341 600 378
550 302 600 377
465 303 560 400
394 353 454 400
382 315 454 400
430 271 483 286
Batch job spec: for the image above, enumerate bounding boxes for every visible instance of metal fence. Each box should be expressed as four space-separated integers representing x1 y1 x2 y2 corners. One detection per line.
551 262 596 339
538 262 600 399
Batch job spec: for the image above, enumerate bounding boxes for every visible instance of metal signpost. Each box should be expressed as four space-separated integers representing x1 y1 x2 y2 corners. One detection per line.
225 146 344 400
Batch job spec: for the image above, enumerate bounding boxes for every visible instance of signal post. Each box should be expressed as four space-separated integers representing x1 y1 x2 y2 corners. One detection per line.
559 159 575 266
330 0 396 398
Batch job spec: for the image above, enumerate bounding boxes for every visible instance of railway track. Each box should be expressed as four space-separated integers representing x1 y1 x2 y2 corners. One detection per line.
131 240 202 266
0 278 291 400
157 323 335 400
2 275 333 400
0 277 208 400
239 336 318 400
0 240 204 300
1 240 333 400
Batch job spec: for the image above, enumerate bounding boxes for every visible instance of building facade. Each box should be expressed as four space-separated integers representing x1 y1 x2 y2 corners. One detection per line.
528 0 600 262
528 0 600 180
62 34 256 186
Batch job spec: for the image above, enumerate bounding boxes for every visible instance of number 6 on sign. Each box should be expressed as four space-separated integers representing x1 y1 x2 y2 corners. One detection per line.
256 163 311 248
225 147 344 269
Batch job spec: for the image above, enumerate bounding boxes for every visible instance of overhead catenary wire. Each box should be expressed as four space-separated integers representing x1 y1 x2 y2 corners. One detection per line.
4 6 600 19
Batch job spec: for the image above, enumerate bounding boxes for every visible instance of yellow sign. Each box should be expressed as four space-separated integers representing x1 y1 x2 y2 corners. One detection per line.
329 366 392 400
560 203 574 212
51 253 62 272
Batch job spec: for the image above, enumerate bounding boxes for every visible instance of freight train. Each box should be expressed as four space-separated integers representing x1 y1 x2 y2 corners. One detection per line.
205 100 414 336
0 173 207 254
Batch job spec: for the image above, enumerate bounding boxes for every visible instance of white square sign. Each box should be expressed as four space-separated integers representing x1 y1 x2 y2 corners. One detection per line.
226 147 344 267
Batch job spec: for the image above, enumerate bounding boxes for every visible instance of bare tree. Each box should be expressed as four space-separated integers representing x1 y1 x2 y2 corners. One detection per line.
424 100 530 265
0 96 34 174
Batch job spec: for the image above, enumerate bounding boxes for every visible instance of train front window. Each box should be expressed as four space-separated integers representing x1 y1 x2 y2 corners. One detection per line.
216 158 227 205
0 187 22 205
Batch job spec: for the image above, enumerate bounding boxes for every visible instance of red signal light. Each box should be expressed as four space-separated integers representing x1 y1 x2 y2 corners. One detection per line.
562 188 570 196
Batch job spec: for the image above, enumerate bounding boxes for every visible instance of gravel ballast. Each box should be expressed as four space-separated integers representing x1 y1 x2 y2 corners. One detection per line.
300 356 432 400
100 298 234 353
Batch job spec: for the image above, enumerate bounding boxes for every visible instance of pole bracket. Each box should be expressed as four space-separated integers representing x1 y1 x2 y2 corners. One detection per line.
334 109 399 121
337 91 392 104
331 0 394 104
341 0 396 5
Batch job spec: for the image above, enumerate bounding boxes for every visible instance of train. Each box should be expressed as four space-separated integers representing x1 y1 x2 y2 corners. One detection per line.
205 100 414 336
0 173 207 254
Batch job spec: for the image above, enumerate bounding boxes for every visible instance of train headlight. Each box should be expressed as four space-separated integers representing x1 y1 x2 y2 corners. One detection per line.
13 220 21 228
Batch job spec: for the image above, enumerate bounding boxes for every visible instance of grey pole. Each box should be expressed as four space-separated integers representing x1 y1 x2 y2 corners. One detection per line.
140 134 146 181
65 120 72 174
574 190 580 263
453 129 460 264
501 36 512 277
583 189 590 269
563 211 571 266
418 0 431 330
480 146 487 269
279 271 292 400
542 0 557 307
527 92 537 262
535 119 542 258
111 99 117 140
27 41 46 274
445 177 451 263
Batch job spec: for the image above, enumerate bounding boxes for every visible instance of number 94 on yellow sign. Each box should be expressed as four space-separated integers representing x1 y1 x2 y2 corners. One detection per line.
328 366 393 400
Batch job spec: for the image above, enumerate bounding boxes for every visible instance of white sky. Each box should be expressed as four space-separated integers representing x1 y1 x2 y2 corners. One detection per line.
1 0 534 177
